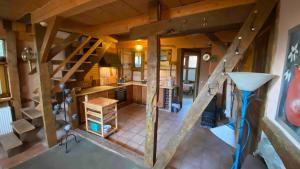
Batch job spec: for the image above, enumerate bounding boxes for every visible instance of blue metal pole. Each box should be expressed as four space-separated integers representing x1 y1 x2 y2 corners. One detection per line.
233 90 252 169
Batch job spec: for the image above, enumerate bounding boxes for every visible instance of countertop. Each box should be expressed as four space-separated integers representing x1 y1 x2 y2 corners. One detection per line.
76 81 177 96
84 97 118 107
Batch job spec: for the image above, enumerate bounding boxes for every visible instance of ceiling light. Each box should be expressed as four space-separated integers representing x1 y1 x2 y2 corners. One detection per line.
135 45 143 51
39 21 48 27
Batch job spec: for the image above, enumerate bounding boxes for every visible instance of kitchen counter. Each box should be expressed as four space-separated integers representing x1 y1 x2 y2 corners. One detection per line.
76 81 177 96
75 81 177 124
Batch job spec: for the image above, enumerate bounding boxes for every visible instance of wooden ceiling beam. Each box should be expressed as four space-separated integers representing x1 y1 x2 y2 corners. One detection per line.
40 16 61 62
87 0 256 36
31 0 117 23
130 5 252 39
162 0 256 19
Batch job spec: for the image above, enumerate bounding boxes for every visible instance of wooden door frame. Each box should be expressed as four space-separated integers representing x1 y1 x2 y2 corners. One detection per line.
181 49 201 100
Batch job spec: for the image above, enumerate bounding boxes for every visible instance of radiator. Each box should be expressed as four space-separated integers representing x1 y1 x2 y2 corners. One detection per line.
0 105 13 136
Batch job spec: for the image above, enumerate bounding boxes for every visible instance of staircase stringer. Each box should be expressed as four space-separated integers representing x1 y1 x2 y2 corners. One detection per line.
51 36 92 77
59 39 103 84
82 42 112 77
153 0 279 168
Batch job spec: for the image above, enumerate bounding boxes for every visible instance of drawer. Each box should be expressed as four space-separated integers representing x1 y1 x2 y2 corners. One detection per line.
102 104 116 113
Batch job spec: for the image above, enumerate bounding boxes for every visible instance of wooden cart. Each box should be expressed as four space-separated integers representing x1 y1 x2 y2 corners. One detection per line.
84 97 118 138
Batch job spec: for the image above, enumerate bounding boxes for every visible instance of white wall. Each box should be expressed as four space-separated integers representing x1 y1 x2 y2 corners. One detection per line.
264 0 300 148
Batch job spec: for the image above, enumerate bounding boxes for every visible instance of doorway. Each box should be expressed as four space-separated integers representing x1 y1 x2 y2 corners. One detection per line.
181 50 201 107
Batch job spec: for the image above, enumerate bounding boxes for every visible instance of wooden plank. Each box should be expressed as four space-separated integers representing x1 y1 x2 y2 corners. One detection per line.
12 119 35 135
145 35 160 167
48 33 80 60
21 108 42 120
60 39 103 84
51 36 91 77
33 24 57 147
0 97 11 103
130 4 251 39
153 0 278 168
31 0 117 23
0 133 22 151
40 16 61 62
87 0 255 36
261 118 300 169
6 30 22 120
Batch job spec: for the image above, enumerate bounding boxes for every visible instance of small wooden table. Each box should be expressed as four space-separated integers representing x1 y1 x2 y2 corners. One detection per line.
84 97 118 138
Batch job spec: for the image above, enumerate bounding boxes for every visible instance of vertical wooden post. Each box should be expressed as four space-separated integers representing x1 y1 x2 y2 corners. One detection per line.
6 30 22 119
144 35 160 167
33 24 57 147
176 48 183 105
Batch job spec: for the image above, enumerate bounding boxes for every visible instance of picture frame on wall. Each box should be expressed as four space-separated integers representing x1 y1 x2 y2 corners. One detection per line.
276 24 300 142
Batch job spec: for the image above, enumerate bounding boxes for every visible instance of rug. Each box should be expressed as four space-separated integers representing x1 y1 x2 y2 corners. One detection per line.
12 138 144 169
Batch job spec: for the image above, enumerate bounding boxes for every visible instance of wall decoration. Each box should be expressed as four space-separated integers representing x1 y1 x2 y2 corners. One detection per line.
277 24 300 141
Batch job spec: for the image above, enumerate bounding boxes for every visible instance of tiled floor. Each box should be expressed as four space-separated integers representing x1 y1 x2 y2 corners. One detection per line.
108 96 193 155
108 95 234 169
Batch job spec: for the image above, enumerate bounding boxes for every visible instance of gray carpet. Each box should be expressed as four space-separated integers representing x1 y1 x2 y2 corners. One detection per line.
12 138 144 169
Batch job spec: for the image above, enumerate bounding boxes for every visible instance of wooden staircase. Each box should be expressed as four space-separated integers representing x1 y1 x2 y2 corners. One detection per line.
50 36 112 92
9 34 112 146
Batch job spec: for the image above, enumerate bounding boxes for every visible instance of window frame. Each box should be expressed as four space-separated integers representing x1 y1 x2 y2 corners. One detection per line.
0 39 10 98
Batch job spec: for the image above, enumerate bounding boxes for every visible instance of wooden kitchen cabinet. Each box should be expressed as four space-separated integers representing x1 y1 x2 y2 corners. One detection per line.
141 86 147 104
126 85 133 102
107 89 116 99
132 85 142 104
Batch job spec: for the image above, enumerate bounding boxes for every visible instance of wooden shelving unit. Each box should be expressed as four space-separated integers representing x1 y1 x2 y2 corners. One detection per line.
84 97 118 138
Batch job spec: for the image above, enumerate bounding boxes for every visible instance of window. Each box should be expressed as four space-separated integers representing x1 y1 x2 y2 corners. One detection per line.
188 55 197 68
134 51 142 68
0 39 9 97
183 55 198 82
0 39 5 60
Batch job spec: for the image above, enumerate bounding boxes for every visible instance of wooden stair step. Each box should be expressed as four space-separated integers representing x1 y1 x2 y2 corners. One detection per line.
76 53 97 56
32 96 40 103
12 119 35 135
51 77 77 82
31 96 57 104
68 60 92 64
51 60 91 64
21 107 42 120
62 69 85 73
33 88 39 94
0 133 23 151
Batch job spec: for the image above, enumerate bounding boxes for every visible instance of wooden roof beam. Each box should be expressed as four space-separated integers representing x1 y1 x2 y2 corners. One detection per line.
87 0 256 36
31 0 117 23
40 16 61 62
130 4 252 39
